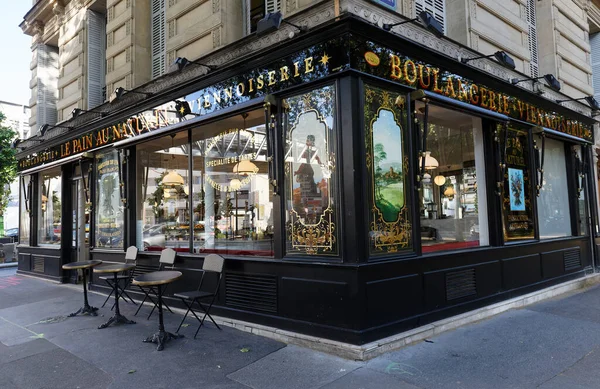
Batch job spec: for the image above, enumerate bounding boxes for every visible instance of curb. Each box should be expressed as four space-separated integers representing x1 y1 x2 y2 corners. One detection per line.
40 271 600 361
0 262 18 269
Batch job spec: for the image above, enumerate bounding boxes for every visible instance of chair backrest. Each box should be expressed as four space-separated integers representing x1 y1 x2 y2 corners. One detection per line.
202 254 224 273
159 248 176 269
124 246 138 263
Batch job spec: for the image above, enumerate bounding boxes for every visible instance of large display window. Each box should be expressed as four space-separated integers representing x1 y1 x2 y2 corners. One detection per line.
283 84 339 256
19 175 31 245
95 150 124 249
363 84 411 254
38 167 62 246
416 102 488 252
537 137 572 239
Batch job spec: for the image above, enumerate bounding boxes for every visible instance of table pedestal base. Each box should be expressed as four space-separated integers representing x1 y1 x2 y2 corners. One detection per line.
143 330 182 351
68 305 98 317
98 314 136 329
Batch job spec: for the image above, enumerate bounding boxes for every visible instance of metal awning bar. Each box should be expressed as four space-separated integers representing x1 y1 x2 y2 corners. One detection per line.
19 153 89 176
536 126 593 144
420 90 510 122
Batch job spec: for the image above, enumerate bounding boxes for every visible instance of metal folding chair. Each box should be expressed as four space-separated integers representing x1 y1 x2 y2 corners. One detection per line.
100 246 138 309
134 248 176 319
174 254 224 338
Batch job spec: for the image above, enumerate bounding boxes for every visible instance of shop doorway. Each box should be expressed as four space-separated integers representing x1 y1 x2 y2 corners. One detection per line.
72 178 90 262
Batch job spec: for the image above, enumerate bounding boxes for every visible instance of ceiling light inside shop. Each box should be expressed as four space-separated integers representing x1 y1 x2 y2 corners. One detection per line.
232 160 259 175
161 171 185 187
434 175 446 186
419 151 439 170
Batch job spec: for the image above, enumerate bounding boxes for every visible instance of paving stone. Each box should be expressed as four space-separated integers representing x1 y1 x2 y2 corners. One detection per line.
321 367 423 389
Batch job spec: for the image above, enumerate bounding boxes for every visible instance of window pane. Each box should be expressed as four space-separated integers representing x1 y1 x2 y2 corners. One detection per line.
95 150 124 248
574 146 589 236
417 103 488 252
20 176 31 245
364 85 411 254
502 127 535 241
284 84 339 256
136 131 190 252
191 109 274 256
39 167 62 245
538 137 571 238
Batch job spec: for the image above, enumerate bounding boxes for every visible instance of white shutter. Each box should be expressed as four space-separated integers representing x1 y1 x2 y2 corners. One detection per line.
36 44 59 126
415 0 445 35
527 0 539 78
87 10 106 108
265 0 281 14
590 33 600 100
151 0 166 79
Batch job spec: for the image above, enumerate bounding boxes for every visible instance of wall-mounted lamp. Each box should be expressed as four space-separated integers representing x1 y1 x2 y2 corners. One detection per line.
556 95 600 111
255 11 308 36
39 123 74 136
109 87 153 103
511 74 561 92
168 57 216 73
382 10 444 38
72 108 108 119
461 51 515 70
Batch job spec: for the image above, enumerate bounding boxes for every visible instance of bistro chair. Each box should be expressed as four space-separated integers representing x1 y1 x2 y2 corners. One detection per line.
174 254 224 338
100 246 138 309
134 248 176 319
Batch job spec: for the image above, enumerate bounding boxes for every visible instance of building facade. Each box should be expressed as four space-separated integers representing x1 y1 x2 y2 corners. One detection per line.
13 0 600 345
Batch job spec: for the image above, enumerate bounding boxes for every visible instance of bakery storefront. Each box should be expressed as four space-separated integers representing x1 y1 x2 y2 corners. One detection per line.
14 16 597 344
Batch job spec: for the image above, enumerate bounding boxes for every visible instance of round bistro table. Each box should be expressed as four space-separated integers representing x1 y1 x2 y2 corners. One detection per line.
132 270 183 351
62 260 103 317
94 263 137 329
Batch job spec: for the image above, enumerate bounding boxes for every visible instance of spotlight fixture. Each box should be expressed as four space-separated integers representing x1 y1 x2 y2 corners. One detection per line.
109 87 153 103
72 108 108 119
39 123 74 136
255 11 308 36
461 51 516 70
511 74 561 92
168 57 216 73
383 10 444 38
11 138 22 148
556 95 600 111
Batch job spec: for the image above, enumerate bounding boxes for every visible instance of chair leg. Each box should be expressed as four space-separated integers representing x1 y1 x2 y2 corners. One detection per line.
134 286 157 316
101 279 115 308
176 298 193 334
197 298 221 331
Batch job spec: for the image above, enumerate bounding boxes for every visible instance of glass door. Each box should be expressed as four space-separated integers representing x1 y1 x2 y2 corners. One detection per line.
72 178 89 262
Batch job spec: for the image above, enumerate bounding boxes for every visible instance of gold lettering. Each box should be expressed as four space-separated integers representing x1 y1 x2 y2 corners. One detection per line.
432 69 443 93
480 87 489 108
404 60 417 84
212 91 221 104
203 95 211 108
248 78 255 93
236 82 245 96
502 95 510 115
280 66 290 82
293 62 301 77
445 76 456 98
517 100 526 119
418 65 431 88
224 87 233 100
268 70 277 86
304 57 314 73
488 90 497 111
456 79 468 101
257 75 265 90
469 84 479 104
390 55 403 80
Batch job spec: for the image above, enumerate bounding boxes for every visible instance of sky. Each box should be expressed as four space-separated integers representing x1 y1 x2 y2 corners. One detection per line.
0 1 33 105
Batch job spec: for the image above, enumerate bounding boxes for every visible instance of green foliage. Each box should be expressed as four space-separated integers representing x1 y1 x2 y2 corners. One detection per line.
0 112 17 217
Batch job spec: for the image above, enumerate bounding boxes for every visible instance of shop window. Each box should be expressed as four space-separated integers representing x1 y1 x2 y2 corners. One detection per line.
502 127 535 241
364 85 411 254
137 131 190 252
38 167 62 246
20 175 31 245
416 102 488 252
95 150 124 249
537 137 572 239
573 146 589 236
283 84 339 256
191 109 274 257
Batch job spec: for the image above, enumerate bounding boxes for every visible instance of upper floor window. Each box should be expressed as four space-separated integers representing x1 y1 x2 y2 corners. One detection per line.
247 0 281 34
415 0 445 35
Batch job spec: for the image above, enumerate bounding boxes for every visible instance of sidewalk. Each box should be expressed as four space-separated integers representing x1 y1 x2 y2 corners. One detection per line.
2 268 600 388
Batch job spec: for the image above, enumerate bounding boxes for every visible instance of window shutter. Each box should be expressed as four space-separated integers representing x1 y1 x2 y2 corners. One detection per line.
87 10 106 108
527 0 539 78
36 44 59 126
415 0 445 35
265 0 281 14
151 0 166 79
590 33 600 100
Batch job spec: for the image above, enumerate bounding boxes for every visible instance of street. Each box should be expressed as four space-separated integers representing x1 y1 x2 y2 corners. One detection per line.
0 270 600 388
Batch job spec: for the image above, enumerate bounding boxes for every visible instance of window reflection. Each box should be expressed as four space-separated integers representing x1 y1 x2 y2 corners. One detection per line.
39 167 62 245
416 102 488 252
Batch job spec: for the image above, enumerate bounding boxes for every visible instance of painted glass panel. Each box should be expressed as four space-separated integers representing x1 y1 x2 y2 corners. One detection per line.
284 84 338 255
364 84 411 254
95 150 124 248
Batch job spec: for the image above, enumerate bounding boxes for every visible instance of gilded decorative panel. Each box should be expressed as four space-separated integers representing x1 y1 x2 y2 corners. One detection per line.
284 85 338 255
364 84 411 254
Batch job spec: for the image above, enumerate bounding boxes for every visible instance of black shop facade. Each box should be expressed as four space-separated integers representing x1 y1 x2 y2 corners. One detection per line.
14 17 598 344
